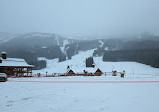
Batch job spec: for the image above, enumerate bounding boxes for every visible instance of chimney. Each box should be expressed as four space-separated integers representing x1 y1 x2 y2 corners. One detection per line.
67 65 70 69
1 52 7 59
92 64 95 68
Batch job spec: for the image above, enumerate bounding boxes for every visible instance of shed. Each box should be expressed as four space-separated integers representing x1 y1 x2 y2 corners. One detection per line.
94 68 103 76
66 69 75 76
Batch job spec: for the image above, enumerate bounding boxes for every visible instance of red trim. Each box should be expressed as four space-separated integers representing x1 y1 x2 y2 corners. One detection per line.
7 80 159 83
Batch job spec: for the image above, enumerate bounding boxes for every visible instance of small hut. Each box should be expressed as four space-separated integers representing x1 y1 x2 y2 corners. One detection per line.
94 68 103 76
66 69 75 76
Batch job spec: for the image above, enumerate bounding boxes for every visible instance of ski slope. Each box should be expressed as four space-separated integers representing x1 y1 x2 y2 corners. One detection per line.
34 49 159 76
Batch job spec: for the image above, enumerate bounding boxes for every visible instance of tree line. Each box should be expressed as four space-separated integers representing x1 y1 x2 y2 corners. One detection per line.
103 49 159 68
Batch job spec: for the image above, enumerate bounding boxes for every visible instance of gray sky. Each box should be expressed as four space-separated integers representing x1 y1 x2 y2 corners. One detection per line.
0 0 159 37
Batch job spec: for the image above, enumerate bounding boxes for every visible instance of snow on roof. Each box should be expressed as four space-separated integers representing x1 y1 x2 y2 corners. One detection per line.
0 73 7 77
65 67 100 74
0 58 34 67
1 52 6 54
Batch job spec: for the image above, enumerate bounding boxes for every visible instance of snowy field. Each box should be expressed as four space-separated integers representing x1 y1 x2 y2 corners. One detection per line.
1 49 159 112
34 49 159 76
1 75 159 112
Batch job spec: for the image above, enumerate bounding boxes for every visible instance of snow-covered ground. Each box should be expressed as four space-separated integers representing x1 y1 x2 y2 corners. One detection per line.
1 49 159 112
1 76 159 112
33 49 159 76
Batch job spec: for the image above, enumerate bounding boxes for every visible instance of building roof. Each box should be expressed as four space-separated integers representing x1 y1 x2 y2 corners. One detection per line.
1 52 6 54
64 67 100 74
95 68 103 73
66 69 75 74
0 58 34 67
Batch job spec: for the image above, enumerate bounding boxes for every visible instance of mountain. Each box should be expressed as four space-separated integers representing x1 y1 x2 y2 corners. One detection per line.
0 32 104 69
101 36 159 68
0 32 159 69
0 32 20 44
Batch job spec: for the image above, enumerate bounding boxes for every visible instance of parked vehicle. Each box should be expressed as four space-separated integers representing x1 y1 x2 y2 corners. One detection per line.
0 73 7 82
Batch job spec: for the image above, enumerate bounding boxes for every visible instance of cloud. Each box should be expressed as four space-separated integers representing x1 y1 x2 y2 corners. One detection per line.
0 0 159 37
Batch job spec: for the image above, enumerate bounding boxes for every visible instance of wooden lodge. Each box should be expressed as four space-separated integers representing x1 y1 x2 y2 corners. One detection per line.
0 52 34 77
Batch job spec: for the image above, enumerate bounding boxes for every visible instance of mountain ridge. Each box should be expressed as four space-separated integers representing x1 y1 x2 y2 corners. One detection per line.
0 32 159 69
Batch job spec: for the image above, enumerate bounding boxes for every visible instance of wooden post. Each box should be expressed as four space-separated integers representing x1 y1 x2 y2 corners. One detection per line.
31 67 32 76
27 67 28 76
22 67 24 76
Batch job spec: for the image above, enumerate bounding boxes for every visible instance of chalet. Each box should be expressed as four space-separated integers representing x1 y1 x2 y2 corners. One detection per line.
82 68 103 76
0 52 34 77
63 66 103 76
66 69 75 76
94 68 103 76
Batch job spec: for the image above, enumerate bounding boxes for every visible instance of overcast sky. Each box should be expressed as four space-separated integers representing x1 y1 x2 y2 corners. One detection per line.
0 0 159 37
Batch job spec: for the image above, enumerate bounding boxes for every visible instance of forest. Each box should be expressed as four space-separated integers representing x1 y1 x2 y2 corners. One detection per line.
103 49 159 68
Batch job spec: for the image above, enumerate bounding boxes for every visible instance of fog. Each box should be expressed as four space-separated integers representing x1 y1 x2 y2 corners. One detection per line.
0 0 159 37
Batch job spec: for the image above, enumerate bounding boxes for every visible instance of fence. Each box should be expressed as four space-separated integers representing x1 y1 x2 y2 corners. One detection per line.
6 72 159 78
